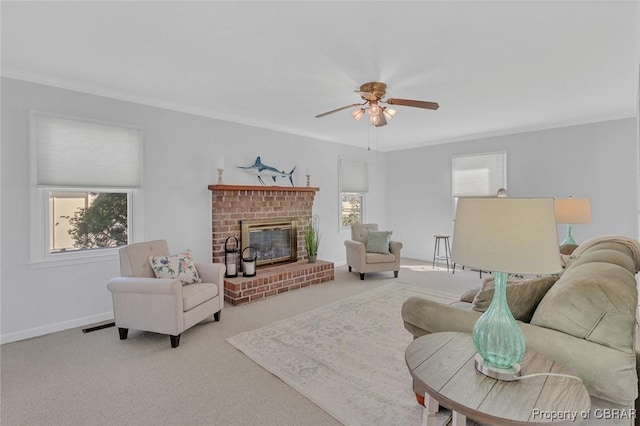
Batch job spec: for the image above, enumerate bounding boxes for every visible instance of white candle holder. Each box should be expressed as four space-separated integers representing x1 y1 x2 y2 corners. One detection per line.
217 168 224 184
306 174 311 187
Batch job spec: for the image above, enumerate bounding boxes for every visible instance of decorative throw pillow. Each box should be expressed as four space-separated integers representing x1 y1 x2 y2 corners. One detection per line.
459 288 480 303
471 276 558 323
149 249 202 285
366 231 392 254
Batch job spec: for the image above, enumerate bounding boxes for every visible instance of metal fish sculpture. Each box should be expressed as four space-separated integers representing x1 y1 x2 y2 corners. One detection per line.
238 156 296 186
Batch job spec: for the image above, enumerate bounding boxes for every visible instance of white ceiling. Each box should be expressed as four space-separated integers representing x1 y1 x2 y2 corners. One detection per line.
2 1 639 151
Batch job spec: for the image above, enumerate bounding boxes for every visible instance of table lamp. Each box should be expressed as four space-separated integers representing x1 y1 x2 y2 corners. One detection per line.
451 197 562 381
554 196 591 245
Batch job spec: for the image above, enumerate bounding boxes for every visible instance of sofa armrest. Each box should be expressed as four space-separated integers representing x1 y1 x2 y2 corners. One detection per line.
195 262 225 285
401 296 481 338
107 277 182 295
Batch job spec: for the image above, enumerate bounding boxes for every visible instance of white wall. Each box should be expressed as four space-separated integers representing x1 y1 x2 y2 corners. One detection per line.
4 77 637 343
385 118 638 261
1 78 387 343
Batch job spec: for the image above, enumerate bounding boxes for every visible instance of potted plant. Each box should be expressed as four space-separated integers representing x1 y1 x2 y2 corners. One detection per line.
305 216 320 263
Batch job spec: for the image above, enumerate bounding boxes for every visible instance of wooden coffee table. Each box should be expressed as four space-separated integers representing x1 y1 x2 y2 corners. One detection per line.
405 332 591 425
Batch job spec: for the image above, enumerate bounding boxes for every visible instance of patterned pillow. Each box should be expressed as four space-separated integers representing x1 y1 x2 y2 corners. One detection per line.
149 249 202 285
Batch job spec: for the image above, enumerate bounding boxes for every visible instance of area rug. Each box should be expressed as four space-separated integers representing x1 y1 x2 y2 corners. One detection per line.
227 282 467 426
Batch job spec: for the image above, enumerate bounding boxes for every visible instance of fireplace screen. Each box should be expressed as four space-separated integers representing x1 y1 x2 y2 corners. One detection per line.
241 219 298 267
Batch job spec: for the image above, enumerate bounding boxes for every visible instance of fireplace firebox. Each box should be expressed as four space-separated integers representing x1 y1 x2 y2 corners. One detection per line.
241 218 298 267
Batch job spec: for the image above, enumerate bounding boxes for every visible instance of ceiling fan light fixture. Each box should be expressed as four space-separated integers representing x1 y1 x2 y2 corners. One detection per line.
370 112 387 127
369 100 381 117
383 107 396 120
352 108 365 121
314 81 438 126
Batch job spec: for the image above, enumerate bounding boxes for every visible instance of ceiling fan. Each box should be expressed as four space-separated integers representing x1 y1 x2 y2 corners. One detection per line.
315 81 439 127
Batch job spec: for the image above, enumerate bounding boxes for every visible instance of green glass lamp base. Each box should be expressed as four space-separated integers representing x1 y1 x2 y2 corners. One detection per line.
560 224 576 245
474 353 521 381
472 271 526 377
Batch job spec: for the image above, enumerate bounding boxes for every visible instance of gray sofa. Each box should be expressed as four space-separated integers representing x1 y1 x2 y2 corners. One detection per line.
402 237 640 409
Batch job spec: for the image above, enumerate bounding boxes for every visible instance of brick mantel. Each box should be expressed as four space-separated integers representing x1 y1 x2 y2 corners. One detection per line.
208 184 320 193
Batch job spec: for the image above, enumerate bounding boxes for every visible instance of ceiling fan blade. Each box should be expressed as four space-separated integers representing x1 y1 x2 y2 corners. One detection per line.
315 103 364 118
386 98 440 110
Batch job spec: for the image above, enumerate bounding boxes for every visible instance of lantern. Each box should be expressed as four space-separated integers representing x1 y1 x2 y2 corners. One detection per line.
224 236 239 278
242 246 257 277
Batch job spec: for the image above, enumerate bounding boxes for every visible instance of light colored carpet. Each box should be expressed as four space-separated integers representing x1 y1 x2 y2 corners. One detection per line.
227 282 463 426
1 262 485 425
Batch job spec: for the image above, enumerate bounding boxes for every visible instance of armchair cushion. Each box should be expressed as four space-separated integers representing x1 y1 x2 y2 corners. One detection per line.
366 231 393 254
365 253 396 264
149 249 202 284
182 283 219 311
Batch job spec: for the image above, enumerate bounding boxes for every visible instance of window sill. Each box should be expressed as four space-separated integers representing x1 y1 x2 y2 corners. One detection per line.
30 249 119 269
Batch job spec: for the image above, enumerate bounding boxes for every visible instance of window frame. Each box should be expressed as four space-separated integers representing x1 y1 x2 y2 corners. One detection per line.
29 111 143 267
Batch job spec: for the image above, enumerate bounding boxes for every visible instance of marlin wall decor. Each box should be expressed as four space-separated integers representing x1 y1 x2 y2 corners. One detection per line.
238 156 296 186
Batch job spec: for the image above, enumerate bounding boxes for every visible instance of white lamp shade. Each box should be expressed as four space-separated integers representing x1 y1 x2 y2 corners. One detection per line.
554 197 591 224
452 198 562 275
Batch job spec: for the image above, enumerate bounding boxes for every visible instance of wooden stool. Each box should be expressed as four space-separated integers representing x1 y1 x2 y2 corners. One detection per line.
432 235 451 271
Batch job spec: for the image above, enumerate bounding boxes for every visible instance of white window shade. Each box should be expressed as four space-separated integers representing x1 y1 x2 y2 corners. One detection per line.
340 159 369 193
452 152 506 197
34 114 142 187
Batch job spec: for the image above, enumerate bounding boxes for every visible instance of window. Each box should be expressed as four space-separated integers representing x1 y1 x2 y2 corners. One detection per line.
339 158 368 227
30 111 142 264
49 191 129 253
452 152 506 215
341 193 364 226
452 152 506 198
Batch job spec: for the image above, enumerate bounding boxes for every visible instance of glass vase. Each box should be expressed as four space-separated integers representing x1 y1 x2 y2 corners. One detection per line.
561 223 576 245
472 271 525 369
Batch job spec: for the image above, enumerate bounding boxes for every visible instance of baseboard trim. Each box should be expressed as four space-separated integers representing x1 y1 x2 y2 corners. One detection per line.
1 311 114 344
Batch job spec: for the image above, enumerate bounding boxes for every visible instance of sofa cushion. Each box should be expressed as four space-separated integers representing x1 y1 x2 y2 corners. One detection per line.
531 244 638 353
472 276 558 323
366 231 392 254
149 249 202 284
182 282 218 311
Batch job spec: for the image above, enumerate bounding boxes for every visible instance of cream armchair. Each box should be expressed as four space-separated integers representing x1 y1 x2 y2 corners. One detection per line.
107 240 224 348
345 224 403 280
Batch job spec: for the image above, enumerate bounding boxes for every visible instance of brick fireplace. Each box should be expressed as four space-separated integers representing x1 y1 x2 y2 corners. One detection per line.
208 184 335 305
